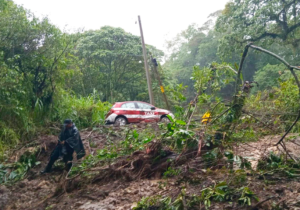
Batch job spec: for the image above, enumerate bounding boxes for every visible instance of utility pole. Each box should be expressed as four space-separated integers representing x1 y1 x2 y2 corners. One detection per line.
151 57 171 110
138 15 154 105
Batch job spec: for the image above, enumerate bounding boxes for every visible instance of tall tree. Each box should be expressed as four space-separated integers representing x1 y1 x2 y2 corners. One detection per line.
0 0 72 108
216 0 300 56
75 26 163 102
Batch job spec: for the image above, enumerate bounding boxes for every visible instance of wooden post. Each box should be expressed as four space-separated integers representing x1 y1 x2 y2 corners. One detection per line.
151 57 171 110
138 15 154 105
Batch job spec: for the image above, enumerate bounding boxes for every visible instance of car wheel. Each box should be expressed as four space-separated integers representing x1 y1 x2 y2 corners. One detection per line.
114 116 127 126
160 116 170 123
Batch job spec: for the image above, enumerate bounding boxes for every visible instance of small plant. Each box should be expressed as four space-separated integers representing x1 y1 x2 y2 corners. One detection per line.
162 116 197 151
69 147 119 178
163 166 181 178
133 189 189 210
69 129 156 178
224 151 252 170
238 186 258 206
201 181 258 209
201 181 233 208
157 181 168 189
133 195 171 210
257 152 300 178
203 148 223 167
0 151 40 184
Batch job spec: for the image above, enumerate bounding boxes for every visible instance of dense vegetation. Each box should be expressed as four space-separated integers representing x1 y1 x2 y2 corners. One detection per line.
2 0 300 209
1 0 300 159
165 0 300 99
0 0 164 158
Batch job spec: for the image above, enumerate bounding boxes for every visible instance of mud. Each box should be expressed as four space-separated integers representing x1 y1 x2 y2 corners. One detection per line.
2 127 300 209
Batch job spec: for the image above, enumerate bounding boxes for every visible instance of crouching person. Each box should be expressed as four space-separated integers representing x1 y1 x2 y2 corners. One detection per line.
41 119 85 174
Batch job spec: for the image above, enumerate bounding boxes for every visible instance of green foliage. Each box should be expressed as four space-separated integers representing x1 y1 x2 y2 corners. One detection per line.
238 186 258 206
244 76 300 133
274 78 300 113
69 148 120 178
216 0 300 57
224 151 252 170
133 195 172 210
257 152 300 178
121 129 154 154
51 90 112 128
163 166 181 178
201 181 232 208
191 62 235 105
201 182 258 209
69 128 154 178
202 148 223 167
163 117 197 151
165 0 300 105
0 150 40 184
0 0 73 153
134 184 258 210
0 0 166 156
74 26 164 102
231 127 258 142
134 189 199 210
165 84 187 119
253 64 288 92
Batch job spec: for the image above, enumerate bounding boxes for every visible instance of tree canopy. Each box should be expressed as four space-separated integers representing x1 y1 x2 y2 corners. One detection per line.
216 0 300 54
74 26 163 102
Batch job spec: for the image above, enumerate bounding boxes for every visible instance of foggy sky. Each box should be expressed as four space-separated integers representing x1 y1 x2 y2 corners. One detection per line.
13 0 229 53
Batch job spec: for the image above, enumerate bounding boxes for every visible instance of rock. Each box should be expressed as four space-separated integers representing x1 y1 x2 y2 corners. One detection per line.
131 202 138 209
275 188 285 194
0 185 9 194
34 180 50 190
150 182 157 187
109 199 117 205
0 185 11 208
75 202 84 207
124 189 132 194
18 182 26 188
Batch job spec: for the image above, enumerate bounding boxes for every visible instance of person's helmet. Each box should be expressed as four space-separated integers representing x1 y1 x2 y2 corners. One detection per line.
63 119 73 125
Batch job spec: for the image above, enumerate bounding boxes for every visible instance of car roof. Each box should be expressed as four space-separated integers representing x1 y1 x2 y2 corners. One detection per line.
115 101 152 104
112 101 153 108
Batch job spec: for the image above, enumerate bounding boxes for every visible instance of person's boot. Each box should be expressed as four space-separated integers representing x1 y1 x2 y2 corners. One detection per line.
65 161 73 172
40 169 50 174
40 163 52 174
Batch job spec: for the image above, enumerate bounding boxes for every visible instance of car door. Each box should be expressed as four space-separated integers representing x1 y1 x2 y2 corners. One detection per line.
136 102 158 122
120 102 139 123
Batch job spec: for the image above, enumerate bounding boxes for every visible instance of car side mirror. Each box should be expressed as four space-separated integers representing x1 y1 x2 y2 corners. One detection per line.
151 107 156 110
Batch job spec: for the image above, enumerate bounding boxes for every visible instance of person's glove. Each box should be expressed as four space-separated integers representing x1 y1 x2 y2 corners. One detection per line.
58 139 65 145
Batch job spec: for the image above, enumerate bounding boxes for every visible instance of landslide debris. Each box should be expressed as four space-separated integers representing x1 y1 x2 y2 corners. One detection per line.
1 124 300 210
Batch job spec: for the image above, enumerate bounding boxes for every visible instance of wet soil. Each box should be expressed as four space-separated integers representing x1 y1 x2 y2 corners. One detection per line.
2 127 300 210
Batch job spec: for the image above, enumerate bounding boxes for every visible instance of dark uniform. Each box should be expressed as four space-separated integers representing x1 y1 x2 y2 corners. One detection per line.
42 120 85 173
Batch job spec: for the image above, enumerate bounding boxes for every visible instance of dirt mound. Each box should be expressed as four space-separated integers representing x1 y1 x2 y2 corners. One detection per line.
1 124 172 210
